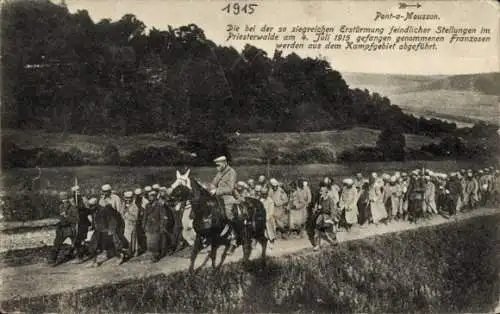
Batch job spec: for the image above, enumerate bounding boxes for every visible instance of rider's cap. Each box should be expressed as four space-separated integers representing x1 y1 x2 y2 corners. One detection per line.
152 184 160 190
71 185 80 192
213 156 227 164
144 186 152 192
124 191 133 198
148 190 157 196
134 188 142 195
88 197 97 205
101 184 111 192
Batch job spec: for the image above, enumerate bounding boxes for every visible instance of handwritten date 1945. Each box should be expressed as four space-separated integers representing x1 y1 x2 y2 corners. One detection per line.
221 3 258 15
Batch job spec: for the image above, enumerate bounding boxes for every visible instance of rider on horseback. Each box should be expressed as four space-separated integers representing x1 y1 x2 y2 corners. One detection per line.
209 156 239 252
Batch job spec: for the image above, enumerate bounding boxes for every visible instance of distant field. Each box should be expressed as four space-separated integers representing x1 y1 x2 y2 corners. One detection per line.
342 72 500 124
2 127 440 164
391 90 499 124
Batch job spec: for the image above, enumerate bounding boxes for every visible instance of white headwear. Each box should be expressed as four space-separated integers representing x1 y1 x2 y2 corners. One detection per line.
101 184 111 192
71 185 80 192
124 191 133 198
134 188 142 195
144 186 152 192
343 178 354 186
269 178 279 186
213 156 227 163
152 184 160 190
88 197 97 205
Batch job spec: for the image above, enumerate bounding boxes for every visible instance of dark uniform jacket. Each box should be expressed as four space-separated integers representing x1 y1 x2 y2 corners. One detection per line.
58 201 79 227
143 200 169 234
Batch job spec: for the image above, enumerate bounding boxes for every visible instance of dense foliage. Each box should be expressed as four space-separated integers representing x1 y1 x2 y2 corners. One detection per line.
2 0 463 138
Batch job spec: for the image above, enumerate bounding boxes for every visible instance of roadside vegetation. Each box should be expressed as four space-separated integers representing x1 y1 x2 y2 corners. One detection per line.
3 213 499 313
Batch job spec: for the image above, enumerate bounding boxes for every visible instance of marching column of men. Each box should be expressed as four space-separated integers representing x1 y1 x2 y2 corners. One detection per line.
49 164 500 265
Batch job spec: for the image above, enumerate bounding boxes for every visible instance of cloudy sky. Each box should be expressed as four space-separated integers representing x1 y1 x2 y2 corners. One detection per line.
66 0 499 75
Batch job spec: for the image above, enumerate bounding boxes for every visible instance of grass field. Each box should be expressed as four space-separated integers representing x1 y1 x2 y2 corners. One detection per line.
3 213 499 313
342 72 500 124
0 159 488 221
391 90 500 124
2 127 440 163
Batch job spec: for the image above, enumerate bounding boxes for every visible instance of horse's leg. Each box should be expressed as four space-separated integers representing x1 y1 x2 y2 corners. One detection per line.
210 241 218 269
259 234 267 265
189 235 202 273
216 238 231 271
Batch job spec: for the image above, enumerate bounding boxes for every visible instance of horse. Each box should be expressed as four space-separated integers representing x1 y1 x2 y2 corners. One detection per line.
170 169 268 273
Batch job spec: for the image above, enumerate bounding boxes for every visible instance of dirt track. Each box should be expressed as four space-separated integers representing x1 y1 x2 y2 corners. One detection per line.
1 207 499 303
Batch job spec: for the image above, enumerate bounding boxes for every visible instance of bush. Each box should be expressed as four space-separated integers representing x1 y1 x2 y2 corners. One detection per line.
281 147 336 164
102 144 120 165
2 193 60 221
125 146 192 166
338 146 384 162
1 140 85 168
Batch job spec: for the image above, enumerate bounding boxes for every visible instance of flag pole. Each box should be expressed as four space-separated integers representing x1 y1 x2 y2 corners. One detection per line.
74 177 78 207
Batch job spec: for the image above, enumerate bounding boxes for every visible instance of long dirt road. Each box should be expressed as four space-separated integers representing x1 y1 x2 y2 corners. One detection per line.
1 207 499 304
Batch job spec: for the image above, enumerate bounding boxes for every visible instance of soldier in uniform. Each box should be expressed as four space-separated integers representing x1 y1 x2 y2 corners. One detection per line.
122 191 140 258
247 179 256 197
339 178 358 230
134 188 147 255
49 191 80 265
143 190 167 262
312 183 339 250
209 156 238 251
98 184 129 262
260 186 276 249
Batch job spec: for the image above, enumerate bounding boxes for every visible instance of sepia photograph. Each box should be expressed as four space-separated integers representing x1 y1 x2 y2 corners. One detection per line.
0 0 499 312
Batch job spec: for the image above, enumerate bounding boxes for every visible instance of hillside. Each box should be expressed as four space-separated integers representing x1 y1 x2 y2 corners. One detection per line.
342 72 500 124
1 127 440 165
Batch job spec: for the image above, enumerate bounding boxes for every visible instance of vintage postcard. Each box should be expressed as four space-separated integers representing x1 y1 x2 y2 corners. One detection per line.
1 0 499 312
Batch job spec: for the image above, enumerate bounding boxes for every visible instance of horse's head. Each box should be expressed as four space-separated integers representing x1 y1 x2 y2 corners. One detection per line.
169 169 216 220
169 169 193 203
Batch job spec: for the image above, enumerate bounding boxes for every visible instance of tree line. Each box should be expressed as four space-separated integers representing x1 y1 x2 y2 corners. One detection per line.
1 0 498 165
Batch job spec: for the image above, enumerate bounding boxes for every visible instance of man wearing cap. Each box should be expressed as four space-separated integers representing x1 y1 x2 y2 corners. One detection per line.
210 156 238 249
69 185 92 259
260 186 276 249
49 191 80 265
234 181 250 202
133 188 148 255
339 178 358 230
99 184 122 213
354 173 364 193
463 171 479 210
247 179 257 197
311 183 338 250
257 175 267 188
478 169 492 206
492 170 500 204
121 191 140 258
385 176 402 221
269 178 289 238
445 173 462 216
142 190 167 262
368 173 387 224
423 175 437 217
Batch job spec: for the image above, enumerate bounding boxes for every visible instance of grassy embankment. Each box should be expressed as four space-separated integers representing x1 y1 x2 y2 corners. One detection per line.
2 213 499 313
2 126 439 164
